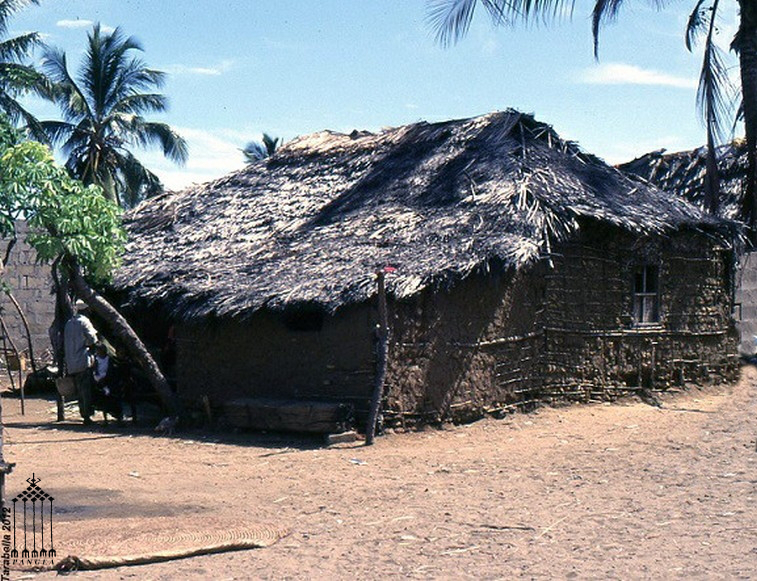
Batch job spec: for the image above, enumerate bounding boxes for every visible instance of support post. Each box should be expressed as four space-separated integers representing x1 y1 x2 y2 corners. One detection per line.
365 270 389 445
0 315 22 415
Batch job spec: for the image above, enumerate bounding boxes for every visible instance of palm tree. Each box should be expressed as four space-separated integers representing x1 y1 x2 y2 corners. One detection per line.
0 0 47 138
40 24 188 208
428 0 757 233
242 133 281 163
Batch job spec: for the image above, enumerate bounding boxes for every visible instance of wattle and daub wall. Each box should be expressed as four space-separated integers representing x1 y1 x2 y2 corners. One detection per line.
175 227 738 427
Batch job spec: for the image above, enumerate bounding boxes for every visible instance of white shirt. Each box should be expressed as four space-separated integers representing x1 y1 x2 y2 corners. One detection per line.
94 354 109 383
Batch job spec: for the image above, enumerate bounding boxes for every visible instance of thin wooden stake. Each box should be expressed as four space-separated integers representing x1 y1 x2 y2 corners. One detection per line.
0 325 14 394
0 314 22 415
365 270 388 445
5 289 37 374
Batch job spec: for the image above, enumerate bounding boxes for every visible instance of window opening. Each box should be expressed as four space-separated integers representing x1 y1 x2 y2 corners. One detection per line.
633 265 660 324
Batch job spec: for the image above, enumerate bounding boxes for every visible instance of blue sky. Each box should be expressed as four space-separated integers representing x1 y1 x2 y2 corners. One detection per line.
15 0 741 191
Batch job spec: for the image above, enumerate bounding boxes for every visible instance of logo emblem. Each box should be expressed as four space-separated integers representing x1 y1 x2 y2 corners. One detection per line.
6 474 55 570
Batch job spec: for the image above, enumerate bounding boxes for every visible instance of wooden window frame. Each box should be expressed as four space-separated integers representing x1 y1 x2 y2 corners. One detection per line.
633 264 660 326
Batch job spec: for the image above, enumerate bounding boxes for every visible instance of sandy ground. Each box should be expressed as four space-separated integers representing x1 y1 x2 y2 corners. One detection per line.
1 367 756 580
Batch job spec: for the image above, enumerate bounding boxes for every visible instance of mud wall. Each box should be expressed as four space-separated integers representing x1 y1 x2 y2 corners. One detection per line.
383 227 737 425
383 270 544 426
542 228 738 401
173 227 738 429
175 304 374 410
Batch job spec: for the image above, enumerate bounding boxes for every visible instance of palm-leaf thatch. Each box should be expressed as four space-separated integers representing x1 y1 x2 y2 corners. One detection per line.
114 110 726 320
620 141 748 220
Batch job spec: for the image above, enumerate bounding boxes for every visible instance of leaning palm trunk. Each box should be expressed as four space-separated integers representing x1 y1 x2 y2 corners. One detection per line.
66 261 179 418
736 3 757 239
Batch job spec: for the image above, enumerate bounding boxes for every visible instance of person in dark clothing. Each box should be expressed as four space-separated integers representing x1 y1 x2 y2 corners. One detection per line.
92 343 124 425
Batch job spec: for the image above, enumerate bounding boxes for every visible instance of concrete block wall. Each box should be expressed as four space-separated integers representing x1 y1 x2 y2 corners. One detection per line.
735 250 757 355
0 222 56 364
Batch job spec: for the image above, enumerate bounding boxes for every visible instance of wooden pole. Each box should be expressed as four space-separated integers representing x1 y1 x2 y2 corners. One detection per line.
5 290 37 374
0 324 15 394
365 270 388 445
0 315 22 415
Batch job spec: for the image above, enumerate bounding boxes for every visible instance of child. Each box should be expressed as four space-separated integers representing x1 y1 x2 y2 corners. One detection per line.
92 343 124 425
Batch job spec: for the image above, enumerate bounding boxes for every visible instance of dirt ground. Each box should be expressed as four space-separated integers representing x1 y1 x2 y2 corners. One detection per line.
1 366 757 580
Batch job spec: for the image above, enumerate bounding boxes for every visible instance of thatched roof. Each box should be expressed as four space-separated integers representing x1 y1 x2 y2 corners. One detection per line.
114 110 725 320
620 141 747 220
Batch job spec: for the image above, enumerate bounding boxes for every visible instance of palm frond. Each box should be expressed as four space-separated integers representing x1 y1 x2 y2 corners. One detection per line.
41 46 93 122
37 119 75 147
685 0 710 51
428 0 575 48
0 61 45 93
106 64 166 112
112 149 162 208
243 136 283 163
242 141 266 163
732 98 744 135
262 133 281 156
127 118 188 164
696 0 733 145
427 0 481 47
0 0 39 38
111 93 168 115
0 30 39 62
591 0 626 57
0 91 42 138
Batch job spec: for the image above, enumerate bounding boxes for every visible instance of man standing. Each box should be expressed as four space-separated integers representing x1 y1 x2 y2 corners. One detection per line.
64 300 98 425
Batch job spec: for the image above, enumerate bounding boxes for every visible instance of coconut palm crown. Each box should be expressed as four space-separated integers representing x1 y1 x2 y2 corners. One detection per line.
40 23 188 208
428 0 757 235
0 0 47 137
242 133 281 163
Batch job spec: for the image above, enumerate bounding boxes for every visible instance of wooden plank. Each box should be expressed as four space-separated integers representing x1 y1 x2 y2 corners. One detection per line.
224 398 354 434
324 431 358 445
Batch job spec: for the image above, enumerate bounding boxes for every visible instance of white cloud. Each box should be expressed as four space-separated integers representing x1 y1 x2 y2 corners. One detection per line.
56 20 114 34
163 59 234 77
577 62 698 90
140 126 249 191
56 19 93 29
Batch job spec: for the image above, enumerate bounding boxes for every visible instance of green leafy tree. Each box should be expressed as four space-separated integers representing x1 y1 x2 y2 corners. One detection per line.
242 132 281 163
0 118 178 417
40 23 188 208
0 0 47 139
428 0 757 231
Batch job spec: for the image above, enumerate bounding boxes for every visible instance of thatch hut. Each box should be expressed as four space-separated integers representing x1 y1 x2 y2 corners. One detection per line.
620 142 747 220
113 110 738 430
621 144 756 355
